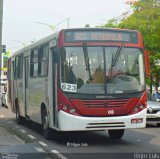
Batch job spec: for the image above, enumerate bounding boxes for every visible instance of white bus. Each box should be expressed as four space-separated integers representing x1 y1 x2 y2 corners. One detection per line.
8 28 149 139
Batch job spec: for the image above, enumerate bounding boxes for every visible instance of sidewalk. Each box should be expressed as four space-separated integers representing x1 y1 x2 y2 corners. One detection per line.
0 106 25 149
0 108 54 159
0 101 14 119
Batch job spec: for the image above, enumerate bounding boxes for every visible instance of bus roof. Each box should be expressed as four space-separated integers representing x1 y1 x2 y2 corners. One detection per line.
10 31 59 58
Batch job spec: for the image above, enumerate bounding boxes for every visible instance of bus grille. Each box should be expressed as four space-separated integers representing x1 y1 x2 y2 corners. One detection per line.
81 99 130 108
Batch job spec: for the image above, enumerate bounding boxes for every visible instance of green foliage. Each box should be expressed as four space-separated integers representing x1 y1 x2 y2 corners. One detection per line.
119 0 160 52
103 19 118 28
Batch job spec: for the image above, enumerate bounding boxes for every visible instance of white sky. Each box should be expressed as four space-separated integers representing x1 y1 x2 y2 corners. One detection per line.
2 0 130 51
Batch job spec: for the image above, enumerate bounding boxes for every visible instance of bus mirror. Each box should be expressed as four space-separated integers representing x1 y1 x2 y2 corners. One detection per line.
52 47 59 63
144 50 150 76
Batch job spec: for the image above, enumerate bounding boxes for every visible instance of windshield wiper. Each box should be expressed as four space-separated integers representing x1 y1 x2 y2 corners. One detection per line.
110 43 125 78
83 43 93 82
111 43 125 67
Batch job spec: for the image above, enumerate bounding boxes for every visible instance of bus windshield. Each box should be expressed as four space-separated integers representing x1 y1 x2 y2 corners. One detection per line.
60 46 145 94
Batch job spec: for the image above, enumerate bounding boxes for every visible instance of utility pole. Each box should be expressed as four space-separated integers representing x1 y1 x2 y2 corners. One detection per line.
0 0 3 88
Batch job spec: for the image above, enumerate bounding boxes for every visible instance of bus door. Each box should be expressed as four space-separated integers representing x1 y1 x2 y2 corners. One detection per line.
24 57 29 117
48 44 58 128
53 48 58 127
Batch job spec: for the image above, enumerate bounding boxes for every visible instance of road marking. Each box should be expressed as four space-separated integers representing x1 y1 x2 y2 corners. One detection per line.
137 140 141 142
8 121 13 124
0 115 4 118
35 147 45 152
20 129 26 133
28 135 36 139
51 150 68 159
14 126 19 128
14 135 24 143
39 141 48 147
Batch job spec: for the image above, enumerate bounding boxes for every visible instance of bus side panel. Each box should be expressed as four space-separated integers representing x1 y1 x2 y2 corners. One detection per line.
7 79 14 112
28 77 48 124
17 79 24 117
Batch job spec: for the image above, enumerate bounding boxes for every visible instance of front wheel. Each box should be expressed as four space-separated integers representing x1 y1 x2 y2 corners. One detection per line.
108 129 124 139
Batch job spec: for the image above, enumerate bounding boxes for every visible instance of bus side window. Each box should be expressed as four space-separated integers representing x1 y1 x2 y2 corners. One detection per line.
8 59 11 80
11 61 15 80
52 47 59 63
30 49 39 77
18 55 23 79
15 55 23 79
38 45 49 77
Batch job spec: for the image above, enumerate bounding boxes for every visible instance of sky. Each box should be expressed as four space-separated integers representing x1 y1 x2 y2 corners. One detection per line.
2 0 130 52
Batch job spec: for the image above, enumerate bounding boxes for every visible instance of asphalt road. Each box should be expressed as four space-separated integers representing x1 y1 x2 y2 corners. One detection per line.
0 106 160 159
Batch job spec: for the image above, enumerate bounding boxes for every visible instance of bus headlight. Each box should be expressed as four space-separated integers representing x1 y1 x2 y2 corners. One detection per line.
134 107 139 112
58 103 80 116
139 105 144 110
63 105 69 110
129 103 146 115
70 108 76 114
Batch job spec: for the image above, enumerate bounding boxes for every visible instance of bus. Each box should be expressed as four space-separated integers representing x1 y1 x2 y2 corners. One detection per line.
7 28 149 139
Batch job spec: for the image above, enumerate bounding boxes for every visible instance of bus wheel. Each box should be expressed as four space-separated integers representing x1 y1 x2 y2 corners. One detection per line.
15 105 23 124
108 129 124 139
42 109 52 139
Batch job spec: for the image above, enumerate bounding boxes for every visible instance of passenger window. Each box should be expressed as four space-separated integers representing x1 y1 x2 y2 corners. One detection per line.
30 49 39 77
38 45 49 77
11 61 15 80
17 55 23 79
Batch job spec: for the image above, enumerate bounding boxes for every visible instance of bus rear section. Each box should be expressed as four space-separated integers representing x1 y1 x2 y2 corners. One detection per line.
8 28 148 139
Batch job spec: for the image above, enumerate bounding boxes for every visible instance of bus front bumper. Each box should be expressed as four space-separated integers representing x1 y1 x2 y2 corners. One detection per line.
58 109 147 131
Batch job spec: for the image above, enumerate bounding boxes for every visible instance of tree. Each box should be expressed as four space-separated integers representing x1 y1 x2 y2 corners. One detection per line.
113 0 160 91
103 19 118 28
119 0 160 52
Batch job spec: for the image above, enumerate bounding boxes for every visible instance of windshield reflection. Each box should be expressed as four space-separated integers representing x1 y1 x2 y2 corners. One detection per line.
60 46 145 94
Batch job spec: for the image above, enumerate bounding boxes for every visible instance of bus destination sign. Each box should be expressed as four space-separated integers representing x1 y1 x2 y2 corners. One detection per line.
65 30 139 43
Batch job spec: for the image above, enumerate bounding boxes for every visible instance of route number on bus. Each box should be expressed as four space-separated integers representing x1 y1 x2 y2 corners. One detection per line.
61 83 77 92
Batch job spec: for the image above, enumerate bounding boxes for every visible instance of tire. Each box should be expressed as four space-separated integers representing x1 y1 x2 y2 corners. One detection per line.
108 129 124 139
42 108 52 139
15 105 23 124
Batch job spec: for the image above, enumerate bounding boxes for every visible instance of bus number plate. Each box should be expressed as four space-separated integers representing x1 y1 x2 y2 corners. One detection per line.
61 83 77 92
